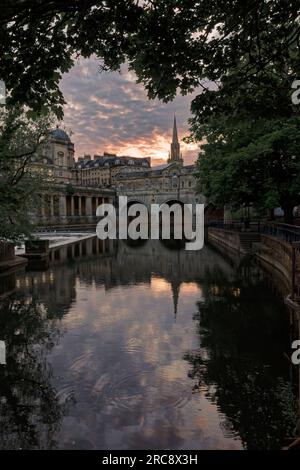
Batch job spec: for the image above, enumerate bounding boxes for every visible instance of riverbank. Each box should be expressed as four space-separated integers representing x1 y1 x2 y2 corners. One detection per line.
207 226 299 298
15 231 96 257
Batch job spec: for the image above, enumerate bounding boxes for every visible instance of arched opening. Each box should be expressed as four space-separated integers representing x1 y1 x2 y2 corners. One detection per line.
159 200 190 240
120 200 149 240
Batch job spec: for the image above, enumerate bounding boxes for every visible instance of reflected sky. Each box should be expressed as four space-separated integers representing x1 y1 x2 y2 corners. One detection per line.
0 240 296 449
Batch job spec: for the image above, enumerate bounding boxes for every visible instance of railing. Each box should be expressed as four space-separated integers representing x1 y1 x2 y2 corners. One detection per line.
260 222 300 243
209 220 300 299
209 220 300 243
37 215 99 227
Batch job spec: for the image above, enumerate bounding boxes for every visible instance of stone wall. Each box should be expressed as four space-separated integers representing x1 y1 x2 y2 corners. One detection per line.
0 242 15 262
208 227 300 297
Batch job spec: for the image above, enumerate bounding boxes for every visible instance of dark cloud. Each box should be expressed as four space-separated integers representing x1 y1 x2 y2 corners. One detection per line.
60 57 200 165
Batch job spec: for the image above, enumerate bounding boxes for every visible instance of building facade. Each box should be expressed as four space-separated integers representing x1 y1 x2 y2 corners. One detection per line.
32 117 199 226
32 128 115 226
73 153 151 188
114 116 200 208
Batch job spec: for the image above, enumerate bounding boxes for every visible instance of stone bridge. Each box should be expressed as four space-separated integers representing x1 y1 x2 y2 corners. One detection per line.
116 188 206 214
115 188 225 223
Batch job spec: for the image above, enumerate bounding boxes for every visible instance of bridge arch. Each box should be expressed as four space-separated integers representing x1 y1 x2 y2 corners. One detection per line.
119 199 150 240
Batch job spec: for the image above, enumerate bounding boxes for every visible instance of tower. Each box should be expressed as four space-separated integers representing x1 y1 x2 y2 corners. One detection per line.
168 115 184 165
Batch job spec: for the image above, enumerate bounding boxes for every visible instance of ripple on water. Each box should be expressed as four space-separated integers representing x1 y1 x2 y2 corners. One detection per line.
123 337 144 354
70 351 94 374
120 337 169 366
91 367 192 414
56 382 75 405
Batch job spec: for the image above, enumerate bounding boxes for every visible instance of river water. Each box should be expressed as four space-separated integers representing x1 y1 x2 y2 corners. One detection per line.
0 238 298 449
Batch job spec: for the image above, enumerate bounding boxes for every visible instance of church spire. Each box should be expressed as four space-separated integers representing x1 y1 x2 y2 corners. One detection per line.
172 115 178 144
171 278 180 320
168 114 183 165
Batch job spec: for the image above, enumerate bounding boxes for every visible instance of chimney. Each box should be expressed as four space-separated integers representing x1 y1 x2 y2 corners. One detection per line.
103 152 117 158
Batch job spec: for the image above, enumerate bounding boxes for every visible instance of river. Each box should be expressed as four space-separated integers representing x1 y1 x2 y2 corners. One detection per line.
0 238 298 449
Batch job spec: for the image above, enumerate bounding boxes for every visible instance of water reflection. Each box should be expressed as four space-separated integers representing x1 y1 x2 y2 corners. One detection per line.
0 295 65 449
184 266 298 449
0 238 298 449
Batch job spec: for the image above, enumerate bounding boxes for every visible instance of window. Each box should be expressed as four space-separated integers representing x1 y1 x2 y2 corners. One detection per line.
57 151 64 166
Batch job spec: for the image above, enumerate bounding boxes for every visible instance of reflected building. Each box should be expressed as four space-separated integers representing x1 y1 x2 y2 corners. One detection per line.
0 237 298 449
13 239 236 319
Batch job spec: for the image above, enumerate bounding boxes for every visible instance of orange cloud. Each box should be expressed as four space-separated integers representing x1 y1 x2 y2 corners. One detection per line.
61 57 201 165
91 131 199 164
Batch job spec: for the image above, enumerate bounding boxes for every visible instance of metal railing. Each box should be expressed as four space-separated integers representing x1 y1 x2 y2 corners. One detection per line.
209 220 300 243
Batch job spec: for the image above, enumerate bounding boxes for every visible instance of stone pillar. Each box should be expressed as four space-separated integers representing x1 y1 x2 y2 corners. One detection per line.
78 196 82 217
71 196 75 217
50 196 54 218
59 195 67 221
40 195 45 217
86 197 92 217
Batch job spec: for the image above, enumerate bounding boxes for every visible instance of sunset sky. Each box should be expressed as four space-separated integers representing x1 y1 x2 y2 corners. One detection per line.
61 56 200 166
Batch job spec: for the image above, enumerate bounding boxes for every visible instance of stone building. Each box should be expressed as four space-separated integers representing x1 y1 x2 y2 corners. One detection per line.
31 116 199 226
73 153 151 188
32 128 115 226
114 116 199 208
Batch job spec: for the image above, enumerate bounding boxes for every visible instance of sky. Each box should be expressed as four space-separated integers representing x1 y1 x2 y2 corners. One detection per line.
60 56 200 166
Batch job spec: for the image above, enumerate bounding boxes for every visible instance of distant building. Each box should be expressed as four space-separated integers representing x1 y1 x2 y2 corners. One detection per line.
30 116 198 226
30 126 75 184
73 154 151 188
167 115 184 165
30 127 114 226
114 115 197 205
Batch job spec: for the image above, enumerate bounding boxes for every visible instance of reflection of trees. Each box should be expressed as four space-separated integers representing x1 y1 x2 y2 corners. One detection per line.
185 266 298 449
0 295 65 449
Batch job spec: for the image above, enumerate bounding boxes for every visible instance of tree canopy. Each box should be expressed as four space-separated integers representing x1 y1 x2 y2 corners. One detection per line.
188 54 300 222
1 1 300 116
196 115 300 222
1 1 300 222
0 107 53 241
